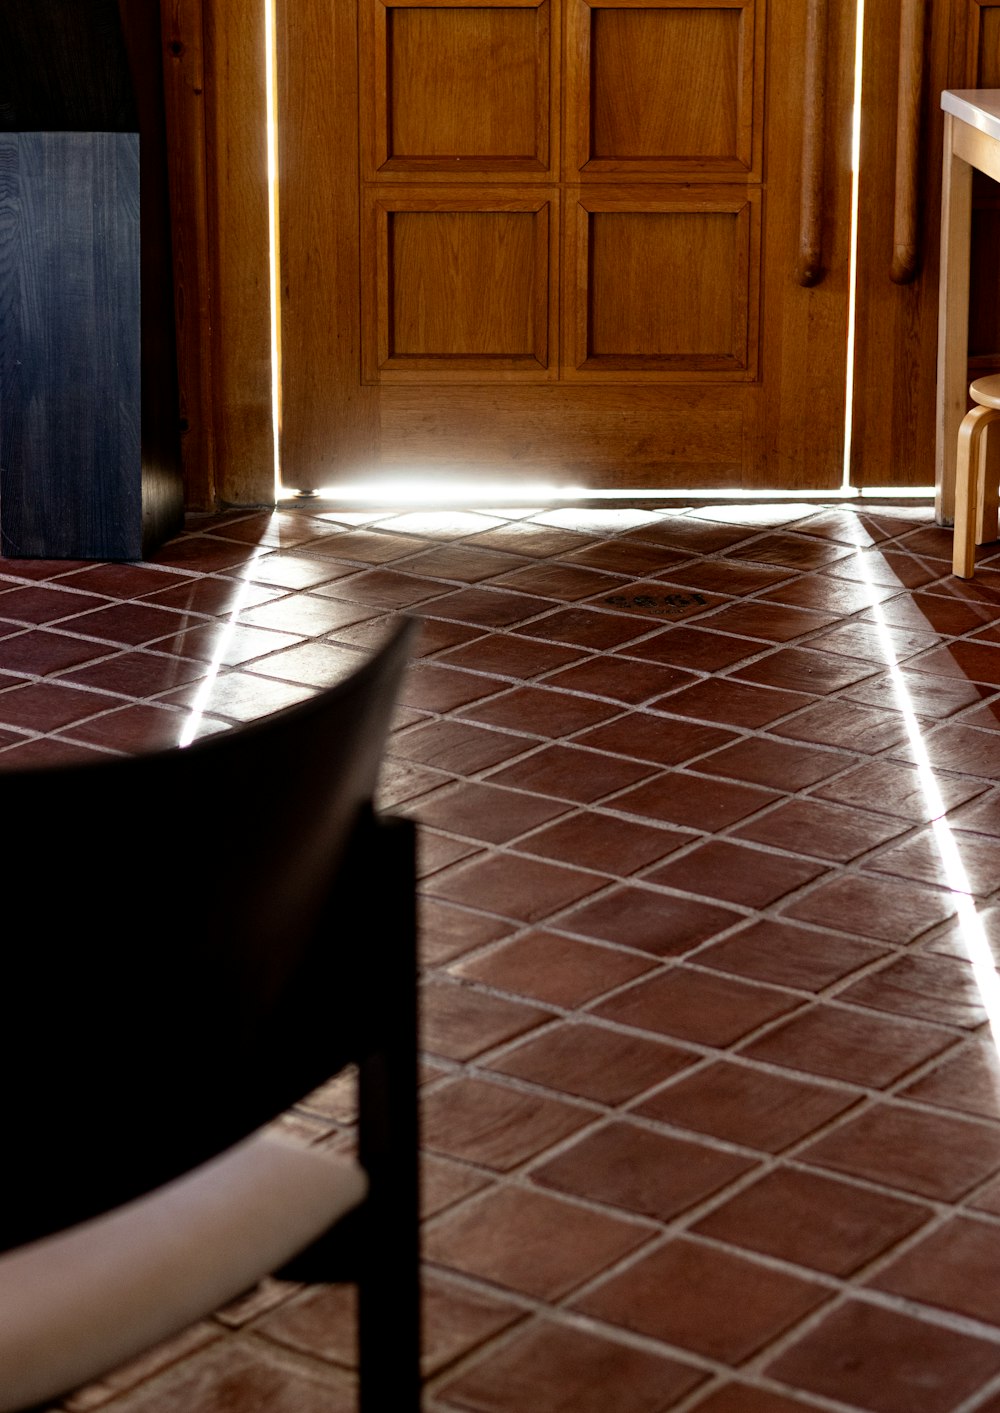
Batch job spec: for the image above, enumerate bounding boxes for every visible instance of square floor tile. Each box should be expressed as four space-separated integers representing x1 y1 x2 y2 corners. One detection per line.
612 772 781 832
485 744 659 804
487 1021 698 1106
592 968 801 1045
695 919 886 992
765 1299 1000 1413
814 758 985 820
436 635 584 680
733 797 909 862
423 852 606 925
772 698 912 753
799 1102 1000 1199
837 953 988 1029
730 646 878 695
900 1041 1000 1121
531 1119 756 1221
451 931 655 1007
690 737 853 792
435 1318 706 1413
571 1237 829 1364
779 874 956 944
620 625 761 672
741 1003 955 1088
694 1166 931 1276
415 782 569 845
634 1059 858 1152
574 713 738 768
869 1214 1000 1326
642 841 827 908
657 677 813 728
425 1185 654 1301
559 887 744 958
515 811 693 876
421 1076 592 1171
541 655 695 704
421 978 554 1060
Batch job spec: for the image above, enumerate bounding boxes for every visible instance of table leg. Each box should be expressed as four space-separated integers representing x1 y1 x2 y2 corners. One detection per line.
936 112 973 526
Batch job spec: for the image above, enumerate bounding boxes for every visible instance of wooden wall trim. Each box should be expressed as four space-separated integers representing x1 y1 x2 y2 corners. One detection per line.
160 0 217 508
203 0 274 504
162 0 274 508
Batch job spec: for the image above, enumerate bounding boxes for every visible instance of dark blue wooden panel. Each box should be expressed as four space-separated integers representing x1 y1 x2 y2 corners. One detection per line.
0 132 144 560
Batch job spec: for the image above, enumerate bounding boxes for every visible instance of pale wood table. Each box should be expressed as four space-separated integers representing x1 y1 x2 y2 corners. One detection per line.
937 90 1000 525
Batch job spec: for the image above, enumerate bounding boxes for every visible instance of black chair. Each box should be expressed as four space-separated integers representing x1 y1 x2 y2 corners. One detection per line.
0 617 420 1412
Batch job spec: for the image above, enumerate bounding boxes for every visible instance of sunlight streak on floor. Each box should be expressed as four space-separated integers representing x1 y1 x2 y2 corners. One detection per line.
850 528 1000 1046
178 541 272 747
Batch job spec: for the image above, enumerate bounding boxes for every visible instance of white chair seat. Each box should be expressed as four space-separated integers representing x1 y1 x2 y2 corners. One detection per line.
0 1132 367 1411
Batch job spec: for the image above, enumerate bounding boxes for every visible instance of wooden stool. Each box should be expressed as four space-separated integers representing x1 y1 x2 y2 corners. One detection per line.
953 374 1000 577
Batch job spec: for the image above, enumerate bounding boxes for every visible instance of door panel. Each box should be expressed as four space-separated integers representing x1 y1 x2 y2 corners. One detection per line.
277 0 855 492
362 191 558 378
566 191 759 376
363 0 556 179
572 0 759 176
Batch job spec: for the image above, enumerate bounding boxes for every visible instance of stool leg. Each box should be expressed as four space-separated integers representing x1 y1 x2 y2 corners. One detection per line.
954 406 1000 578
976 417 1000 546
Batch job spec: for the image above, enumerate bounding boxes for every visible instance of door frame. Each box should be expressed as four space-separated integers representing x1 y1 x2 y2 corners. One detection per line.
160 0 273 508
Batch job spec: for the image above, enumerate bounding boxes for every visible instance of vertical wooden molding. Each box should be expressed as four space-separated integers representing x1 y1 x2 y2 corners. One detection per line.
160 0 217 508
890 0 926 282
277 0 376 489
797 0 829 286
203 0 274 504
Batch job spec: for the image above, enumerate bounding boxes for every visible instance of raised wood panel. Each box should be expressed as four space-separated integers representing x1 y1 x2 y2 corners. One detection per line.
364 191 556 378
363 0 555 180
566 0 760 178
379 385 747 481
566 191 758 376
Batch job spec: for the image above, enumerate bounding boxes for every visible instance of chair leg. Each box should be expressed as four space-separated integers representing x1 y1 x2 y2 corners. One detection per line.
954 406 1000 577
357 818 421 1413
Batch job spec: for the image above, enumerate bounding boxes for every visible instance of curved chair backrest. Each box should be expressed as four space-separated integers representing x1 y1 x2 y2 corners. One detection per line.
0 616 418 1250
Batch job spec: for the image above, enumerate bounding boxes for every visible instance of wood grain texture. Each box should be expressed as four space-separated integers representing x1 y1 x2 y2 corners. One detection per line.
936 113 974 524
0 0 137 131
0 133 143 560
160 0 217 507
118 0 185 552
890 0 926 283
278 0 851 492
566 191 757 377
751 0 853 487
203 0 274 503
363 188 556 379
851 0 961 490
797 0 828 285
278 0 377 488
362 0 555 184
566 0 759 179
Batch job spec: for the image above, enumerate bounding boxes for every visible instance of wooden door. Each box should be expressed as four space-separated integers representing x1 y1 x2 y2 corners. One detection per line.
275 0 857 493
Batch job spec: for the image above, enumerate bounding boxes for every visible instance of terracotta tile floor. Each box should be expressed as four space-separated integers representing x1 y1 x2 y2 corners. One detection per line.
12 500 1000 1410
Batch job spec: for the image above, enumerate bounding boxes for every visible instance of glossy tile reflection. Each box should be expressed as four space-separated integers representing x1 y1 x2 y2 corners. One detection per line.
8 501 1000 1410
